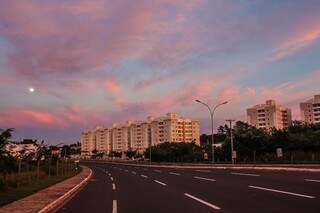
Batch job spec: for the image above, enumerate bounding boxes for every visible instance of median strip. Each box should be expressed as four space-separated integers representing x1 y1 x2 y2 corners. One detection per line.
304 179 320 183
184 193 221 210
231 172 260 177
195 170 211 173
194 176 216 182
248 185 315 199
154 180 167 186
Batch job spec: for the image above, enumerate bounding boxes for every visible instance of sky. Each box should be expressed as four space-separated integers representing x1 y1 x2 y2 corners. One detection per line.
0 0 320 144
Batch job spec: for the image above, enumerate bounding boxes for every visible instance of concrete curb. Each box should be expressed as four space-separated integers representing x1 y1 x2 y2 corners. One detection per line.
84 160 320 172
38 167 93 213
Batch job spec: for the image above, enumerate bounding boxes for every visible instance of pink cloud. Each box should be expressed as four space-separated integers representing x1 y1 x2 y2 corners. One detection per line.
104 79 120 93
270 23 320 61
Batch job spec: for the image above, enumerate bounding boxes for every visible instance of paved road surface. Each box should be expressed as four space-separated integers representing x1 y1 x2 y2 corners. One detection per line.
58 162 320 213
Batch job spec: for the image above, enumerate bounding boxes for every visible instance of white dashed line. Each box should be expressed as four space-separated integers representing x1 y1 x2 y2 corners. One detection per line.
112 200 117 213
169 172 181 176
154 180 167 186
184 193 221 210
248 185 315 199
132 171 137 175
231 172 260 177
112 183 116 190
143 168 148 171
110 177 114 181
141 175 148 178
194 176 216 182
154 170 162 173
305 179 320 183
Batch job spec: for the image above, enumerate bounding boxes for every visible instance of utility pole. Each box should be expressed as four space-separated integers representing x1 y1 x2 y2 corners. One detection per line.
226 119 235 164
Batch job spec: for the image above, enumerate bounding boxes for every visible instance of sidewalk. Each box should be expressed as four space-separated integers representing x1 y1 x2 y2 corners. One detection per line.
0 166 92 213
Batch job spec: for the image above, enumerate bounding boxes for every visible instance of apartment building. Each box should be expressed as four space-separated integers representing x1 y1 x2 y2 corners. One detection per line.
80 130 96 156
81 113 200 156
247 100 292 129
111 124 129 152
300 94 320 124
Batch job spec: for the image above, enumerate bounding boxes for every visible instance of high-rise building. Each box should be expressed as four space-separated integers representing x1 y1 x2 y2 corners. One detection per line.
247 100 292 129
300 94 320 124
81 112 200 156
80 130 96 157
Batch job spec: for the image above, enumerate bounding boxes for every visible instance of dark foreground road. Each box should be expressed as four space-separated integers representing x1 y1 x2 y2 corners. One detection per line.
58 162 320 213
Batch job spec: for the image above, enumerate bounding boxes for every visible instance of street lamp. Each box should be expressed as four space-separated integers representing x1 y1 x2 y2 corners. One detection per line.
196 99 228 164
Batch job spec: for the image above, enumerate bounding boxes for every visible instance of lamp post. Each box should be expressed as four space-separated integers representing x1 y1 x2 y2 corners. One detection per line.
196 100 228 164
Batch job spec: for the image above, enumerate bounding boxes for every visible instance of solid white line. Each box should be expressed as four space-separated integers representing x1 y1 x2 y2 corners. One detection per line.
248 185 315 199
110 177 114 181
112 200 117 213
169 172 181 176
112 183 116 190
132 171 137 175
231 172 260 177
141 174 148 178
38 168 93 213
194 176 216 182
154 180 167 186
305 179 320 183
184 193 221 210
154 169 162 173
195 170 211 173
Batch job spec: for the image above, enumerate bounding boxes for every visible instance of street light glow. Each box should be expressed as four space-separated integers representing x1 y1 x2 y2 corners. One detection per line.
29 87 35 93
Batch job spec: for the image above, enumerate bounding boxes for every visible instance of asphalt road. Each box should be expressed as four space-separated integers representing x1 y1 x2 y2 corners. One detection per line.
58 162 320 213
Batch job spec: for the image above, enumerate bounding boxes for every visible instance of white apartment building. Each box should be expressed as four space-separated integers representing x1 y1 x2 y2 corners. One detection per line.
81 113 200 156
300 94 320 124
80 130 96 157
247 100 292 129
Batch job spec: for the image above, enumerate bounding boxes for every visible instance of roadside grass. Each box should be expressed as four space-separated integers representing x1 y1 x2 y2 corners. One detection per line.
0 168 81 206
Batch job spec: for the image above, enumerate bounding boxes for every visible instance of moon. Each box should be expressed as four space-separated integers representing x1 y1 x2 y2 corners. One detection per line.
29 87 35 93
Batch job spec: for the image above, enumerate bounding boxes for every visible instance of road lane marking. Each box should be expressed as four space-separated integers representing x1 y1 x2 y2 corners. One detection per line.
195 170 211 173
194 176 216 182
169 172 181 176
154 180 167 186
143 168 148 171
154 169 162 173
125 169 128 172
108 173 111 176
305 179 320 183
132 171 137 175
141 175 148 178
112 200 117 213
110 177 113 181
248 185 315 199
112 183 116 190
231 172 260 177
184 193 221 210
